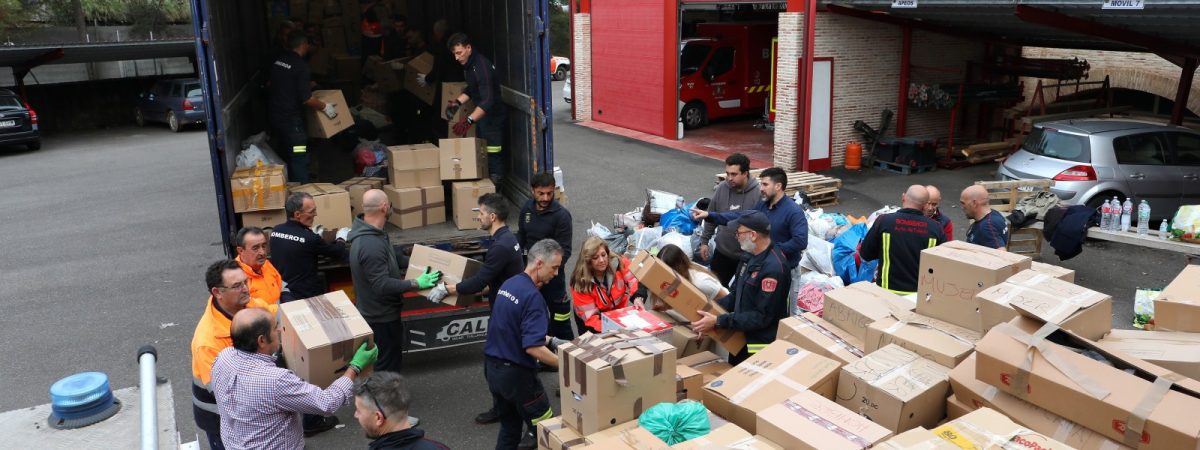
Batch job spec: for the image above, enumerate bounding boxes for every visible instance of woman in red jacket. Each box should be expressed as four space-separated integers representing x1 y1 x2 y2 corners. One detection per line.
570 236 646 333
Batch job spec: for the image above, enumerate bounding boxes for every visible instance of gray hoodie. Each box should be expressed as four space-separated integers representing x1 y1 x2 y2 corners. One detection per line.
347 215 417 323
701 177 761 258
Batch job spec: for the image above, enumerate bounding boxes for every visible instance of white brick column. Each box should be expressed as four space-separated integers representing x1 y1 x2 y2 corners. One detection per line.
572 13 593 121
773 12 804 170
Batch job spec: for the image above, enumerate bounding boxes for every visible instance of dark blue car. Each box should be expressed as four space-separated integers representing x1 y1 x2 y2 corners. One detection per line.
0 88 40 150
135 78 206 132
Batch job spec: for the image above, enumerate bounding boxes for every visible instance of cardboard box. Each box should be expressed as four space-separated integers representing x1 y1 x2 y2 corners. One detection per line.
1098 330 1200 381
702 340 840 434
975 316 1200 450
976 269 1113 340
936 408 1075 450
1154 264 1200 332
676 364 703 401
440 82 477 138
865 311 982 369
949 353 1131 450
306 90 354 138
535 417 641 450
239 208 286 231
946 395 972 421
834 344 950 433
365 55 402 93
290 183 352 230
230 164 287 213
573 426 666 450
439 138 488 181
1030 261 1075 282
402 52 435 104
776 313 865 367
336 177 385 216
915 240 1032 331
631 251 746 354
822 281 915 343
558 330 677 435
384 185 445 230
649 311 715 358
404 244 482 306
450 180 496 230
877 427 958 449
386 144 440 189
756 389 893 450
676 351 732 402
279 291 373 388
671 423 783 449
601 306 673 339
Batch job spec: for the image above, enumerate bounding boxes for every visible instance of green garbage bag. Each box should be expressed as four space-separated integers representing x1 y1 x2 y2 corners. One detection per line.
638 400 711 445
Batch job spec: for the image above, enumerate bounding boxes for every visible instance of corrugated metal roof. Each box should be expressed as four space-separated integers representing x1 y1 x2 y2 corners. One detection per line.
0 39 195 68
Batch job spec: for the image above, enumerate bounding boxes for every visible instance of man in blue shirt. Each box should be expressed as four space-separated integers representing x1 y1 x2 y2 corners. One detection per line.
484 239 562 450
961 185 1009 249
692 167 808 269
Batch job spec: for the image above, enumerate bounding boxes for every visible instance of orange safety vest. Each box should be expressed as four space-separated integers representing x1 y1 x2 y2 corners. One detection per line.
190 296 277 387
237 256 283 305
570 257 639 333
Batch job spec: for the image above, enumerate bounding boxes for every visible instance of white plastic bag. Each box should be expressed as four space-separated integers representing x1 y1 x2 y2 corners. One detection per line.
799 237 835 276
631 227 662 252
587 222 612 239
866 206 899 229
236 132 285 168
652 230 693 257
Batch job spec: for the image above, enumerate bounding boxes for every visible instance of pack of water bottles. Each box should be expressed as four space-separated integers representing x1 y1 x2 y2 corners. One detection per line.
1098 195 1166 239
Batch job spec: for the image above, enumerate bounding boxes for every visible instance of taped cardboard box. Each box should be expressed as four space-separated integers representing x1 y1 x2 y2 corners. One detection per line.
677 351 734 384
949 353 1130 450
404 244 482 306
975 316 1200 450
676 351 732 402
450 180 496 230
671 423 783 449
387 144 440 189
890 408 1075 450
1030 261 1075 283
336 177 385 216
573 426 666 450
239 208 286 231
877 427 958 449
1153 264 1200 332
1098 329 1200 381
290 183 352 230
279 291 373 388
439 138 488 181
557 330 677 435
649 310 714 358
822 281 915 343
535 417 641 450
834 344 950 433
915 240 1032 331
702 340 840 434
601 306 672 340
383 185 445 230
306 90 354 138
976 269 1112 340
776 313 865 367
865 310 982 369
756 389 893 450
631 251 746 354
945 395 972 421
230 164 287 213
402 52 435 104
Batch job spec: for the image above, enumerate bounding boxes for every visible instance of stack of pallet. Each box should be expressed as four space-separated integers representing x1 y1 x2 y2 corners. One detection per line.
715 169 841 207
957 139 1016 164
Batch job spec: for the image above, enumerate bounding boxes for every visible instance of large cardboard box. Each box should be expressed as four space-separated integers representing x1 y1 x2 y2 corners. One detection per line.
402 52 436 104
702 340 840 434
865 310 982 369
1030 261 1076 283
365 55 402 93
404 244 482 306
884 408 1074 450
877 427 957 449
975 316 1200 450
239 208 286 231
600 306 672 339
306 90 354 138
676 351 732 402
230 164 287 213
336 176 385 216
835 344 950 433
440 82 477 138
1153 264 1200 332
631 251 746 354
387 144 440 189
450 180 496 230
949 353 1131 450
915 240 1032 331
384 185 445 230
671 423 783 449
279 291 373 388
946 395 972 420
1098 329 1200 381
290 183 352 230
756 389 893 450
558 331 676 435
976 269 1112 339
572 426 666 449
439 138 488 181
676 363 703 401
649 310 714 358
776 313 865 367
535 417 641 450
822 281 915 343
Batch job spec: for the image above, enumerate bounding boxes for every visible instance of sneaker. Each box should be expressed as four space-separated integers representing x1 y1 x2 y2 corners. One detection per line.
303 415 339 437
406 415 420 427
517 430 537 450
475 409 500 424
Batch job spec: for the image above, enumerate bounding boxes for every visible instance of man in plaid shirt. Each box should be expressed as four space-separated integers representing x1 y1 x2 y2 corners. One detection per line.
211 308 379 449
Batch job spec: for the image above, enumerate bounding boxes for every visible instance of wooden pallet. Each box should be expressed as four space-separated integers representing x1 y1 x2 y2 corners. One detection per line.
872 160 934 175
715 169 843 200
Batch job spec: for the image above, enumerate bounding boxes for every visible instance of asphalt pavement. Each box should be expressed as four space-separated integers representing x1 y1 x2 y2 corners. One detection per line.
0 80 1187 449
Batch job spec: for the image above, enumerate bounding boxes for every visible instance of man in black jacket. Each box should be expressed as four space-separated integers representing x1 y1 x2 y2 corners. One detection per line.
445 32 508 183
445 193 523 302
517 173 573 342
859 185 947 295
270 192 350 301
353 371 449 450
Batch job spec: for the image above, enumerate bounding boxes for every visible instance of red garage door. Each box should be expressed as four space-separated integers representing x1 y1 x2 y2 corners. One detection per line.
590 0 677 138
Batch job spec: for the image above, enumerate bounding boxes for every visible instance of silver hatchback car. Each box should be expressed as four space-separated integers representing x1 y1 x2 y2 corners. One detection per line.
997 119 1200 220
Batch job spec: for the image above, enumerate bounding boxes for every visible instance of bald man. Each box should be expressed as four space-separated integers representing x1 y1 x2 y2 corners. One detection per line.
961 185 1008 249
859 185 947 295
924 185 954 240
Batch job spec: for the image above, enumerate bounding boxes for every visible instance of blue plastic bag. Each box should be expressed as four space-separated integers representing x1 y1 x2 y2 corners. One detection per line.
659 207 697 235
831 223 878 286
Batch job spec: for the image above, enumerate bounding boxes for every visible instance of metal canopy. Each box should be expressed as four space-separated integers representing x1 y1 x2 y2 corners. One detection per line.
0 39 195 68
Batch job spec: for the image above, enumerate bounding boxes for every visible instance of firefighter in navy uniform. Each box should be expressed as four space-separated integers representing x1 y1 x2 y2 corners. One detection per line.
516 173 574 344
859 185 947 295
691 211 790 365
269 192 349 301
269 30 339 183
445 32 508 184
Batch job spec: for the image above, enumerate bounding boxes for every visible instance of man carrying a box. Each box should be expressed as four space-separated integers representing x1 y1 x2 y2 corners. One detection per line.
859 185 947 295
443 193 523 303
445 32 508 184
234 227 291 304
269 30 339 183
691 212 790 365
270 192 350 301
517 173 575 344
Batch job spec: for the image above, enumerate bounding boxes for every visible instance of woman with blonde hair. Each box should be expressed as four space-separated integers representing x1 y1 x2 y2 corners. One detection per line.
570 236 646 333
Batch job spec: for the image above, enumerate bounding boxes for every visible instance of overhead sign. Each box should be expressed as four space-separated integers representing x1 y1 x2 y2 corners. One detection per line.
1102 0 1143 9
892 0 917 8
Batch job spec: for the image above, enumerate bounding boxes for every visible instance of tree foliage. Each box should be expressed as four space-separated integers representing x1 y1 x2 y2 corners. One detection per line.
42 0 191 26
548 0 569 57
0 0 32 41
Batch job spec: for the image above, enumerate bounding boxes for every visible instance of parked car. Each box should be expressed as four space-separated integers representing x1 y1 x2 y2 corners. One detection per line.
0 88 40 150
997 119 1200 220
550 55 571 81
135 78 206 132
563 76 572 104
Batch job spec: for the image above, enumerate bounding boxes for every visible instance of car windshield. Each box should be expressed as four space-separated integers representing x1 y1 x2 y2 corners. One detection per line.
0 96 22 109
1023 126 1091 163
680 43 711 76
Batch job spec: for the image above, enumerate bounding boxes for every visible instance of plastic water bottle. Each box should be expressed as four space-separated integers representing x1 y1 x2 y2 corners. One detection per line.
1137 200 1151 236
1100 201 1112 230
1108 197 1121 231
1159 219 1170 240
1120 198 1133 232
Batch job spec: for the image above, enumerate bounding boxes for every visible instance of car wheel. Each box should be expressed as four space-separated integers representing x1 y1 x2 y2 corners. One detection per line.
27 140 40 151
167 111 180 132
1084 191 1121 212
135 108 145 127
555 67 568 81
681 102 706 130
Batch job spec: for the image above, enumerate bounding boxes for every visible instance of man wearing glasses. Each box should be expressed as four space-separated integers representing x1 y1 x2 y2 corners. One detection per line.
270 192 349 302
353 372 448 449
698 153 761 287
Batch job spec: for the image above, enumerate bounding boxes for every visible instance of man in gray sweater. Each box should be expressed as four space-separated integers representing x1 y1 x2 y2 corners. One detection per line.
699 153 761 287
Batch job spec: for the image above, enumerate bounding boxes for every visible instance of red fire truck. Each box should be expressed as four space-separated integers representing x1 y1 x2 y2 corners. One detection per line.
678 22 777 129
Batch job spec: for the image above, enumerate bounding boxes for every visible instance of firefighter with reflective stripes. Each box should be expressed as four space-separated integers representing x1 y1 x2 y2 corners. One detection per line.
269 30 338 183
517 173 574 344
692 211 790 365
859 185 947 295
446 32 508 184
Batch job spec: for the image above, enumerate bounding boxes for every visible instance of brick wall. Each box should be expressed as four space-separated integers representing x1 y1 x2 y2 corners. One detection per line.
773 13 802 170
1019 47 1200 116
572 13 593 121
904 31 986 142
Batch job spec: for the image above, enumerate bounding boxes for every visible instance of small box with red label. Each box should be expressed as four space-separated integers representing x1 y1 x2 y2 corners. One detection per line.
600 306 673 339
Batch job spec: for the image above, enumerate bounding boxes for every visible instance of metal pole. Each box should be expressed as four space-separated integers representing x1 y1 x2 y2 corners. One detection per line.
138 345 158 450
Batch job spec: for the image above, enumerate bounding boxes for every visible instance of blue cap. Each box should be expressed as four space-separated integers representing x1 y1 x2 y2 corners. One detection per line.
732 210 770 235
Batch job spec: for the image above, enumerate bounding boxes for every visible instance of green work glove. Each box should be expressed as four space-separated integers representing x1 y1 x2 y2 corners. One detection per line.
416 267 443 290
349 341 378 373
